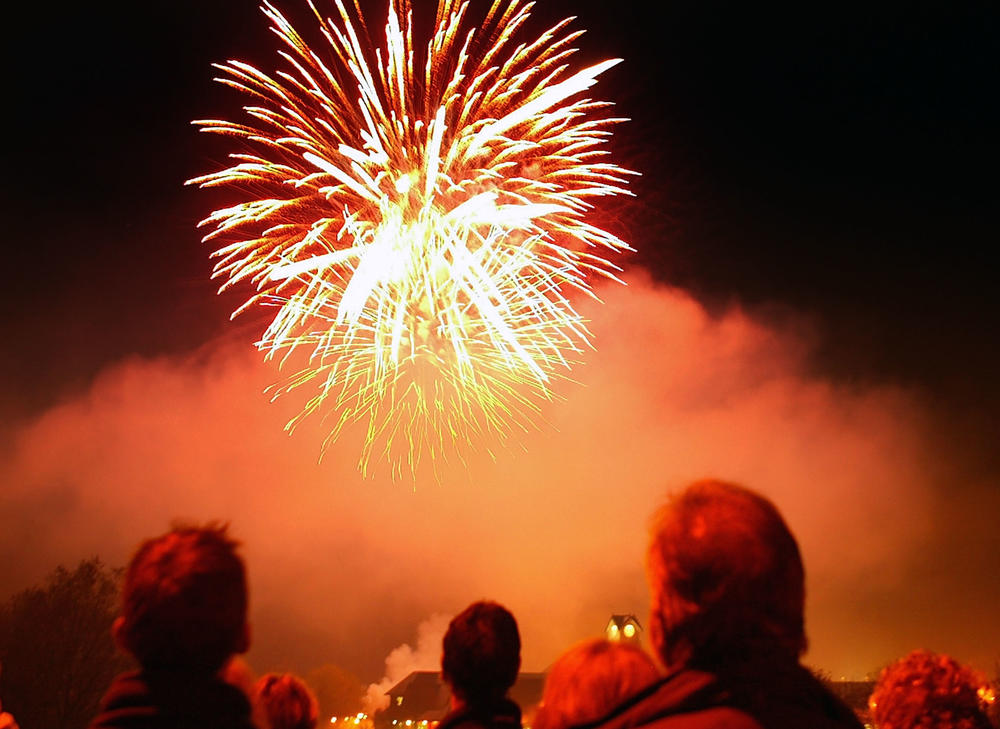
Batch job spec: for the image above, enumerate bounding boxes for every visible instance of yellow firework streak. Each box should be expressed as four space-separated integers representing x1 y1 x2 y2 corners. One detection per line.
189 0 635 478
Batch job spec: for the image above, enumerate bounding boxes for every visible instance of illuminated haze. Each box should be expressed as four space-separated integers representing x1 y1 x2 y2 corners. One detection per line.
1 272 996 685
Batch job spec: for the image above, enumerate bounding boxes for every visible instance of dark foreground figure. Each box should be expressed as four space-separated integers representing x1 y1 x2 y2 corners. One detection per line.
588 480 863 729
438 601 524 729
89 524 256 729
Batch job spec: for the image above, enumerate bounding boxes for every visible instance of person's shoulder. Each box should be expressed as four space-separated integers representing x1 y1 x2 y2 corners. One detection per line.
586 671 764 729
89 669 256 729
437 707 481 729
640 707 762 729
441 711 520 729
440 716 491 729
439 698 523 729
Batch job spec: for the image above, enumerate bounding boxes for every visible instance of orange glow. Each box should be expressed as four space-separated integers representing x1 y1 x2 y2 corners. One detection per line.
189 0 633 477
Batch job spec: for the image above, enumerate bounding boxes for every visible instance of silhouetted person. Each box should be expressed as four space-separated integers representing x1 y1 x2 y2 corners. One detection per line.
869 650 994 729
89 523 257 729
439 601 523 729
534 639 660 729
254 673 319 729
588 480 863 729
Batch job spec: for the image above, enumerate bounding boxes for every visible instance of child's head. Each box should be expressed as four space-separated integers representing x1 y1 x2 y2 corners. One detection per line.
535 640 660 729
115 523 249 673
254 673 319 729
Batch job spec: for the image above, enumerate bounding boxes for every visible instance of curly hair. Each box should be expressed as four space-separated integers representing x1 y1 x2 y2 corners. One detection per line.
869 650 993 729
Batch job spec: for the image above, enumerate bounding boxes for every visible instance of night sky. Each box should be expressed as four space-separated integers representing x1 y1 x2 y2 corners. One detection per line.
2 0 997 683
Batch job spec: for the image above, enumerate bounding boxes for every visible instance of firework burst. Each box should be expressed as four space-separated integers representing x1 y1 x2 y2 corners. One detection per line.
190 0 635 478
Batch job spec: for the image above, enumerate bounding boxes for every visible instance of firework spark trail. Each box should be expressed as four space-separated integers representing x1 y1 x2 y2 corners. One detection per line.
189 0 635 478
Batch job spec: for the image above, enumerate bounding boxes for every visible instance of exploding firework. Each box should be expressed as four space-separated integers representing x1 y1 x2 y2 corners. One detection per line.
190 0 634 477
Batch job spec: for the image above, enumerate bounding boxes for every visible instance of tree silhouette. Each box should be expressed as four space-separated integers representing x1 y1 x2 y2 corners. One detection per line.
0 558 132 729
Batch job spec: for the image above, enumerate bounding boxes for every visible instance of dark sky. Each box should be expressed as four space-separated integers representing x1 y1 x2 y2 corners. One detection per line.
3 1 997 418
2 0 997 683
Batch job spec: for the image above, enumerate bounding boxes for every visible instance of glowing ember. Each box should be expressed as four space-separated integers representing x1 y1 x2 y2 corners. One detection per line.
189 0 634 477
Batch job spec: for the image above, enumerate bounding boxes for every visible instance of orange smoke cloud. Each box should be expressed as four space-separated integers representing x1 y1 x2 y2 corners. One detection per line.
0 272 994 682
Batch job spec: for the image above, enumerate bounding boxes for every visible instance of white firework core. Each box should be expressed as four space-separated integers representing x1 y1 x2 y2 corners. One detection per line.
189 0 635 478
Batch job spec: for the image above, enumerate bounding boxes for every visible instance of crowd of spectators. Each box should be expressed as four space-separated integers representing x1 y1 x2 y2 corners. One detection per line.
2 480 993 729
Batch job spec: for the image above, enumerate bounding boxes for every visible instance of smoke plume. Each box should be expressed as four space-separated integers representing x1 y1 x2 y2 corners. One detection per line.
1 273 996 680
363 614 450 713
